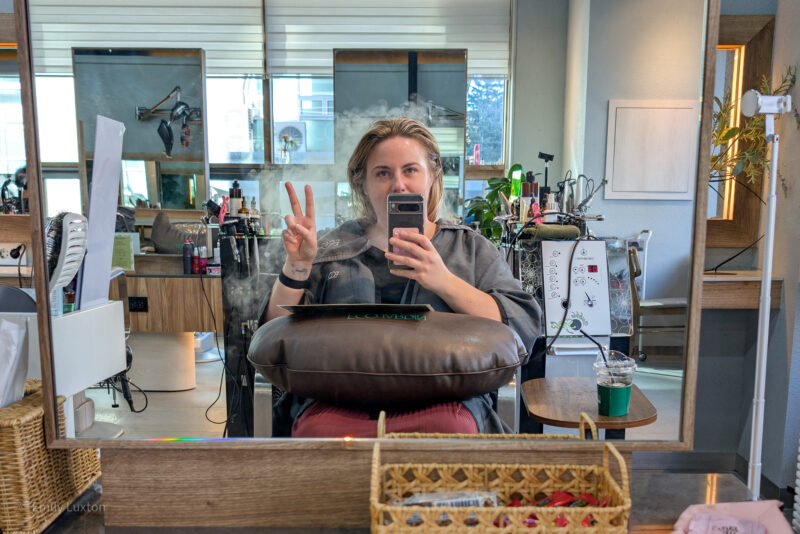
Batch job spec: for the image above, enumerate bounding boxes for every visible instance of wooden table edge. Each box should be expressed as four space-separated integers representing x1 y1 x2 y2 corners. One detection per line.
521 378 658 430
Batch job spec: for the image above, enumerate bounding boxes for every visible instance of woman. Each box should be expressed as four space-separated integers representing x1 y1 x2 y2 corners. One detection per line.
264 117 540 436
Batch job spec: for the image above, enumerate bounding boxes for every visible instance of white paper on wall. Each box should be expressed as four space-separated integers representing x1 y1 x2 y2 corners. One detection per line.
79 116 125 310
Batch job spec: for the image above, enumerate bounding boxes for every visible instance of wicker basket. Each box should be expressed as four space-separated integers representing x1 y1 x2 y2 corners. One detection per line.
0 380 101 534
370 441 630 533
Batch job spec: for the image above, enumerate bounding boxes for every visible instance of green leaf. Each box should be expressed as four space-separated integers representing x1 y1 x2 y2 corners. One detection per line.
720 127 739 142
732 160 745 176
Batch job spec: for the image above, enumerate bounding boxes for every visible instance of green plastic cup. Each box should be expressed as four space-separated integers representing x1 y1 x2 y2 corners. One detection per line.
597 383 632 416
593 350 636 417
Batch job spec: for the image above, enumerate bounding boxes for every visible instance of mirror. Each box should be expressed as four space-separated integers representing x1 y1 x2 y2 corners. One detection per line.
72 48 208 211
706 15 774 249
0 44 39 412
334 49 467 219
708 46 743 220
0 47 27 215
22 0 710 446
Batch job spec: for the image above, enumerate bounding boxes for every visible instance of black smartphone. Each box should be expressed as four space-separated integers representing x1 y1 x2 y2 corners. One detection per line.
387 193 424 270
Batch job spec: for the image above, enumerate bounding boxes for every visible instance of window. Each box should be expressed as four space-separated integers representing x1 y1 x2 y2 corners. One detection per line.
207 76 265 164
466 76 506 166
35 75 79 163
0 75 25 175
209 177 260 210
270 76 334 164
120 160 148 208
42 167 82 217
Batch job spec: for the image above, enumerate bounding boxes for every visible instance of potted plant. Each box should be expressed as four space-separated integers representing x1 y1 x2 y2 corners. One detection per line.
464 167 515 244
710 66 797 196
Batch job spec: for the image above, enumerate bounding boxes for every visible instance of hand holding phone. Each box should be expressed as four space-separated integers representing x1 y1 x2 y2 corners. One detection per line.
387 193 424 270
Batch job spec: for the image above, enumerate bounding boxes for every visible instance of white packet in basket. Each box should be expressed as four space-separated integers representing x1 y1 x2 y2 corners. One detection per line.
0 318 29 408
396 491 498 507
687 513 765 534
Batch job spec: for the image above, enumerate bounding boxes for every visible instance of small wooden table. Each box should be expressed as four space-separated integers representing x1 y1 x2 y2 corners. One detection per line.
520 377 657 439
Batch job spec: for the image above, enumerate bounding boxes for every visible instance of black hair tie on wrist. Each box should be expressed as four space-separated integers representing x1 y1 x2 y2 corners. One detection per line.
279 271 309 290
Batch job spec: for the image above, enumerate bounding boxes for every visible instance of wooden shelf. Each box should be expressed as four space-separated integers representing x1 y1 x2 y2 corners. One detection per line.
109 275 223 333
0 214 31 243
702 270 782 309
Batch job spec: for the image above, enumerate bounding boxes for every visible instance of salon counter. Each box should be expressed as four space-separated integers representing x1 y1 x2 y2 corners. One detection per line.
109 273 223 333
701 270 782 309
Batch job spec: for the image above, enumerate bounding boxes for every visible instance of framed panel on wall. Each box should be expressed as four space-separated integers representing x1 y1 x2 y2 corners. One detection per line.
604 99 700 200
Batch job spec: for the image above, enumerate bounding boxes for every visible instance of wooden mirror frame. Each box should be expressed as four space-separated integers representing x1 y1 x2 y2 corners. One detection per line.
15 0 718 526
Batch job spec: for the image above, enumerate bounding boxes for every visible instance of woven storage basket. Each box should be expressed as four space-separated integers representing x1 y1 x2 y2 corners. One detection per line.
370 441 630 533
0 380 101 533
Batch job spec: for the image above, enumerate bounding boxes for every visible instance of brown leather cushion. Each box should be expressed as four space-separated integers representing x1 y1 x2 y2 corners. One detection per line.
247 311 526 406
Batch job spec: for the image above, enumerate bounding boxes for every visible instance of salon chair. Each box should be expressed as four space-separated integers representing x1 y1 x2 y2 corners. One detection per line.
253 352 534 438
628 248 687 362
0 286 36 313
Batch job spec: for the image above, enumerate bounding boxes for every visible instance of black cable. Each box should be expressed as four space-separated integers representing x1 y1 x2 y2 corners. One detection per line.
105 377 148 413
16 244 26 288
708 176 766 205
708 184 723 202
545 238 583 356
577 174 594 196
705 234 764 273
125 378 148 413
199 272 243 435
505 219 536 262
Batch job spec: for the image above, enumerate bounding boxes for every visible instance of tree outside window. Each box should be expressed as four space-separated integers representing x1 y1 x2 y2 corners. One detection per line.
466 76 506 165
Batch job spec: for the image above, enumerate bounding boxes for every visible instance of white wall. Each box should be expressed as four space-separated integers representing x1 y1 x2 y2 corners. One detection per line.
582 0 705 298
510 0 568 182
512 0 704 298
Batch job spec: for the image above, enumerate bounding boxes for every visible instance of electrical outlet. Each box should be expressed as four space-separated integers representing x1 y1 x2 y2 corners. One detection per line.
0 243 30 266
128 297 148 312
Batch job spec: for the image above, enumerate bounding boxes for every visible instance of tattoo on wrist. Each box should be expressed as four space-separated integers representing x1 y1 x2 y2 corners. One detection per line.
290 266 308 276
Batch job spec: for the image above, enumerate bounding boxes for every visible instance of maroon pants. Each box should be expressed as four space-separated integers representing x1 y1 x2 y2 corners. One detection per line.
291 401 478 438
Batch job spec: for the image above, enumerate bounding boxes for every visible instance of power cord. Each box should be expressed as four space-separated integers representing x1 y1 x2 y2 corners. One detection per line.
12 244 26 288
705 234 765 273
544 238 584 356
199 272 245 438
99 343 148 413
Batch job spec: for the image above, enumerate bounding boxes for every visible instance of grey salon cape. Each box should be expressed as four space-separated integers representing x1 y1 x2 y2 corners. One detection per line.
261 219 541 434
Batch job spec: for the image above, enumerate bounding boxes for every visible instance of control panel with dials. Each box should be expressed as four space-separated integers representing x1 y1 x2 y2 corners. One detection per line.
541 240 611 337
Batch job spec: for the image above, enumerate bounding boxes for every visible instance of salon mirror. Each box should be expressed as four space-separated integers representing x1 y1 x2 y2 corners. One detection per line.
21 0 710 447
0 47 26 215
706 15 773 249
333 49 467 219
72 48 208 211
0 44 39 407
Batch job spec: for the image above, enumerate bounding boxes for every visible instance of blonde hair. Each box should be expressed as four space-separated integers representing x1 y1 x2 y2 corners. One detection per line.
347 117 443 223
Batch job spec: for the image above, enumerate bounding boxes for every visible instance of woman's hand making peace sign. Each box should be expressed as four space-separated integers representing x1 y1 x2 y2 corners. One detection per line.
282 182 317 264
